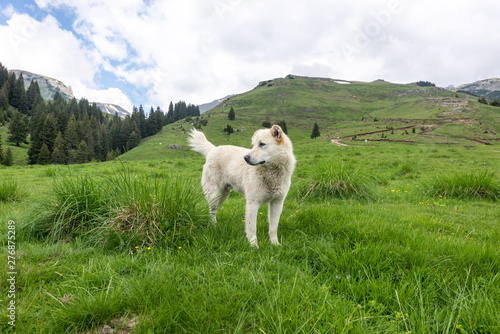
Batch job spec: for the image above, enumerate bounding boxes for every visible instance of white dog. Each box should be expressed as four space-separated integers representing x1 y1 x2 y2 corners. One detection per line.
188 125 296 247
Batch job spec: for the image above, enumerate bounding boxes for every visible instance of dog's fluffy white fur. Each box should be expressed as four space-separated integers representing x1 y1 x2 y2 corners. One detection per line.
188 125 296 247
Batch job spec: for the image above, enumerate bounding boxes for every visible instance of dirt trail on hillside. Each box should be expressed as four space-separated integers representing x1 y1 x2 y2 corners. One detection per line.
331 139 348 146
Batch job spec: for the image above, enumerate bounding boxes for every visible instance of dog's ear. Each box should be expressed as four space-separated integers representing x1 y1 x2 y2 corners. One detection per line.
270 125 283 142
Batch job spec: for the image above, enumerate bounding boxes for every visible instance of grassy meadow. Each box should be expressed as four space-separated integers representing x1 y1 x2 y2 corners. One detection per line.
1 79 500 333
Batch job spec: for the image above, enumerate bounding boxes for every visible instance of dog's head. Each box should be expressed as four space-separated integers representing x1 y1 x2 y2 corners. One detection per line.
244 125 287 166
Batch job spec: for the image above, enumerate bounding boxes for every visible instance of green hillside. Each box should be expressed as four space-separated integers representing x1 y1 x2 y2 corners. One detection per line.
3 75 500 165
122 76 500 162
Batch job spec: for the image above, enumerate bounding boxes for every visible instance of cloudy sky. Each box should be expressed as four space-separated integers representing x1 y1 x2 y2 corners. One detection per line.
1 0 499 112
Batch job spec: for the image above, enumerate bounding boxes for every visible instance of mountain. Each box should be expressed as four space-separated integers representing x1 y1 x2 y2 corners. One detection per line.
94 102 130 118
11 69 75 101
11 69 130 117
198 95 234 113
456 78 500 99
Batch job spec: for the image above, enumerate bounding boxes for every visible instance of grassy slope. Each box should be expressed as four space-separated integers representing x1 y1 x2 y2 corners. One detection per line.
122 77 500 163
0 126 29 165
1 77 499 333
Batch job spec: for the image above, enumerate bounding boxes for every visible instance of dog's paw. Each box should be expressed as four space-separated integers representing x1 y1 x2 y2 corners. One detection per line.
270 238 281 246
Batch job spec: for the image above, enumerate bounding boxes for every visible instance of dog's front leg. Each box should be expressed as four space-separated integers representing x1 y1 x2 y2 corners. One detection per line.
245 199 260 248
269 199 284 245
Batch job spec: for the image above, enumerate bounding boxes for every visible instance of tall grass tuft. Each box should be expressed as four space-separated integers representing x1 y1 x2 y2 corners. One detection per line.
21 169 205 249
299 162 376 200
0 177 21 202
396 159 419 176
22 174 110 242
427 170 500 200
104 171 204 249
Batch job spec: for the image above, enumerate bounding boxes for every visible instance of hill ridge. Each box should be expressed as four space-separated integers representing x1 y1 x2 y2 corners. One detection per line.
456 78 500 99
119 75 500 161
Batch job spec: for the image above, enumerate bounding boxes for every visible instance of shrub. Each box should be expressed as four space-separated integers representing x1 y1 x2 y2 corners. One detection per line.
223 124 234 134
262 120 272 128
426 170 500 200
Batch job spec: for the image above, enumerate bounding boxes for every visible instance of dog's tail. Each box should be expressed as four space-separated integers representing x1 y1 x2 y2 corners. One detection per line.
188 128 216 157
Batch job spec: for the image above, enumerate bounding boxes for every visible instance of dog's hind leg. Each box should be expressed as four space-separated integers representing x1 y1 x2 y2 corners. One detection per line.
205 187 231 224
245 199 260 248
268 199 284 245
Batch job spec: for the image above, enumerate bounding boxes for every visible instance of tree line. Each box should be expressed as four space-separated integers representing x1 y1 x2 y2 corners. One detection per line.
477 96 500 107
0 62 200 165
415 81 436 87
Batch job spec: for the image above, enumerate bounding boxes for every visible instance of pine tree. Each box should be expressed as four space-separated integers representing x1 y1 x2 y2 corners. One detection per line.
27 80 41 111
311 122 320 139
53 92 66 110
109 122 122 153
39 113 57 152
78 98 89 120
95 123 109 161
139 105 147 138
27 103 47 164
65 114 80 151
51 131 66 164
67 149 78 164
37 143 51 165
228 107 235 120
126 122 141 151
68 98 80 120
167 101 174 123
156 106 167 126
32 93 44 111
3 147 13 166
478 97 488 105
77 140 88 164
146 107 156 136
262 115 272 128
174 101 187 121
7 72 16 106
0 134 3 163
131 106 141 138
10 73 29 114
7 111 29 146
55 106 68 134
278 120 288 134
120 116 133 152
0 62 9 88
0 83 9 111
187 104 200 117
80 115 94 161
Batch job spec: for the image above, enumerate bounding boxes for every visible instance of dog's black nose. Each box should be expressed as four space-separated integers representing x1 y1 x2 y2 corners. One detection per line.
244 155 250 162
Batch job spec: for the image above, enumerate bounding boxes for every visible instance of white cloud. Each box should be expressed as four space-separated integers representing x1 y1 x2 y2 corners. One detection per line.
3 0 500 110
77 85 133 110
0 12 94 83
0 9 132 109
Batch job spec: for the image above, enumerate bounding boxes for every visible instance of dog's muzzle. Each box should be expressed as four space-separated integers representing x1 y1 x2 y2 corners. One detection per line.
244 155 265 166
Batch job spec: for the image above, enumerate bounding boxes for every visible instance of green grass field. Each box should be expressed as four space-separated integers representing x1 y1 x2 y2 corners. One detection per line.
1 136 499 333
1 78 500 333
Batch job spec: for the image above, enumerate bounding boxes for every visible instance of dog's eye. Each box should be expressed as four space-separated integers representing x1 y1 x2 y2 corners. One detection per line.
259 142 266 147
